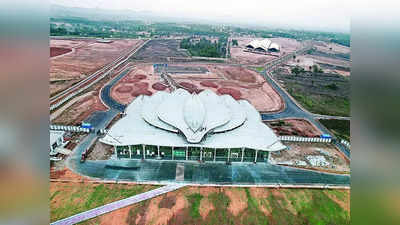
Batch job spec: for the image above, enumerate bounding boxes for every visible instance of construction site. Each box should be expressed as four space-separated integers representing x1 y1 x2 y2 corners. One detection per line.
49 34 350 225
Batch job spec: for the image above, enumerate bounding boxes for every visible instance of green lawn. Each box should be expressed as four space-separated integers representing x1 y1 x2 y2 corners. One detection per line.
50 182 158 222
180 188 349 225
51 184 350 225
290 90 350 116
319 119 350 141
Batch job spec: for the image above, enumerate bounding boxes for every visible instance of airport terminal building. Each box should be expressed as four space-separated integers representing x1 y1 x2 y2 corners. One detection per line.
100 89 286 162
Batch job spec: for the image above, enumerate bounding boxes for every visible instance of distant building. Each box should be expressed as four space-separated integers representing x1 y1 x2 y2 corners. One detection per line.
101 89 286 162
245 39 280 52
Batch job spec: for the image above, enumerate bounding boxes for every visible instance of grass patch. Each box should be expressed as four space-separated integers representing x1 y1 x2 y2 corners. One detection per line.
262 189 350 225
206 192 235 225
50 183 157 222
255 67 265 72
187 193 203 219
296 189 350 225
290 90 350 116
319 119 350 141
240 188 268 225
277 72 350 117
50 190 61 201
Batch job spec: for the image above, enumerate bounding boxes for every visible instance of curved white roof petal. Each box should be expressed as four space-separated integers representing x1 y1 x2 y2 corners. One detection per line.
269 42 280 51
184 94 206 133
246 39 280 52
100 89 285 151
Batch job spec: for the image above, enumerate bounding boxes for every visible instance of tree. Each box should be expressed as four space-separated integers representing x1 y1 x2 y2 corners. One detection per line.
291 66 305 75
232 39 238 46
312 65 323 73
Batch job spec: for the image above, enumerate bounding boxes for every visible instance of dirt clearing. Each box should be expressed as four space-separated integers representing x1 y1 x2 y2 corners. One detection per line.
230 37 303 66
50 38 144 96
76 186 350 225
270 142 350 173
265 119 322 137
111 64 162 104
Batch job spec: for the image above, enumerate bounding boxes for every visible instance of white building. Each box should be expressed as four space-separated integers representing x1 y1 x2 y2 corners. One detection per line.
246 39 280 52
101 89 286 162
50 130 65 154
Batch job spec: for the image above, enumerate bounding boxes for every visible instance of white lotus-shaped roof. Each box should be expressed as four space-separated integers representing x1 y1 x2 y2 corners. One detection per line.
246 39 280 52
100 89 286 151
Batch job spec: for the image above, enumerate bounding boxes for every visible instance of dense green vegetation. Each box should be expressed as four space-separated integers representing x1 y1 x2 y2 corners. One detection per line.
312 64 324 73
187 193 203 218
180 37 227 58
289 90 350 116
50 18 227 38
291 66 305 75
275 71 350 116
50 17 349 47
320 119 350 141
232 39 238 46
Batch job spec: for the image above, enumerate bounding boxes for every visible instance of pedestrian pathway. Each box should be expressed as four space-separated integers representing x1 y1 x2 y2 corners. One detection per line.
51 184 186 225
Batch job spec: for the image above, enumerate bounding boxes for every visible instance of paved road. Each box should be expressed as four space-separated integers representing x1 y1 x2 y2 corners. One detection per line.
260 71 330 133
51 184 186 225
259 70 350 158
66 68 131 165
71 159 349 186
99 69 130 112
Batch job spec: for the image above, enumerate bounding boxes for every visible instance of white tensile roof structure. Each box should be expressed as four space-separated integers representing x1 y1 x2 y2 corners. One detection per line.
246 39 280 52
100 89 286 152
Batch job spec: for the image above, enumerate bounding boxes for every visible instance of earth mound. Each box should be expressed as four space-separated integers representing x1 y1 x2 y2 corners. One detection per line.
200 81 218 88
115 85 133 93
217 87 242 100
152 82 168 91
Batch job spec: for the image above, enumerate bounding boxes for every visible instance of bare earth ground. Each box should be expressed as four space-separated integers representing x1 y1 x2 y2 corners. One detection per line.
131 39 190 62
50 181 158 223
51 90 107 125
111 64 163 104
270 142 350 173
287 41 351 76
313 41 350 54
87 141 114 160
50 38 144 96
230 37 303 65
50 63 132 125
265 119 322 137
52 185 350 225
110 64 284 112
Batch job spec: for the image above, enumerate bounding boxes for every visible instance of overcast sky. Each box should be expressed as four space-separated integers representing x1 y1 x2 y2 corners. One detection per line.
52 0 354 32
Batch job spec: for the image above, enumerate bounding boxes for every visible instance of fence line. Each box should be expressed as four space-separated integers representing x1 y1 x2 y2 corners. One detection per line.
50 125 90 133
340 139 351 148
279 136 331 143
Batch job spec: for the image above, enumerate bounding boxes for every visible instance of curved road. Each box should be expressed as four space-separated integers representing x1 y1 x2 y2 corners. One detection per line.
259 70 350 158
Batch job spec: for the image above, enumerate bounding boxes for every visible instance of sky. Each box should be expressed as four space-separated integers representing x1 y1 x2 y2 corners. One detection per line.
51 0 354 32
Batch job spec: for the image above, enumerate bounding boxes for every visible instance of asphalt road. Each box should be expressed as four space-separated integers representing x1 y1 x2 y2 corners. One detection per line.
70 159 349 186
259 70 350 158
